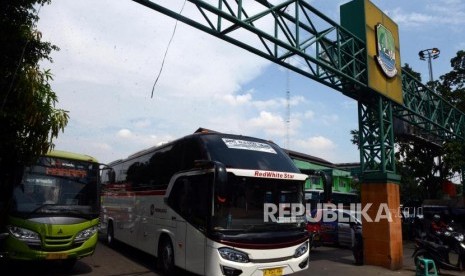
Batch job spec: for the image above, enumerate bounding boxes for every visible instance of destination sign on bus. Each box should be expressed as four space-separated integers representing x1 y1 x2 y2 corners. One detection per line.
222 138 277 154
46 168 88 178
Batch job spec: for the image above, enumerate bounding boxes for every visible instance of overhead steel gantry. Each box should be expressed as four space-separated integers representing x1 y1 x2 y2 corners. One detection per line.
133 0 465 177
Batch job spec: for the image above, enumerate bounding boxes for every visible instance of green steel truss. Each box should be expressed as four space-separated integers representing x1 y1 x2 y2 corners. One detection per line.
358 97 396 174
133 0 465 175
133 0 367 92
396 70 465 143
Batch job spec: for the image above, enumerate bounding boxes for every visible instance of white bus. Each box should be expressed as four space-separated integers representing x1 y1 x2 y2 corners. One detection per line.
100 130 309 276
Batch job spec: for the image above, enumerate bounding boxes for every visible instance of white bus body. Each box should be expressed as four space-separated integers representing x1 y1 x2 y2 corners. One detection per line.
100 130 309 276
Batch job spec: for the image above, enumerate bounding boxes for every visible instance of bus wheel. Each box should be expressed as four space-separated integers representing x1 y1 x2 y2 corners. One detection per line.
106 222 114 246
158 238 175 275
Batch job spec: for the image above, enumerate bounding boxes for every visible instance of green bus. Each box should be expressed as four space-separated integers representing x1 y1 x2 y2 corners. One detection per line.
1 150 100 268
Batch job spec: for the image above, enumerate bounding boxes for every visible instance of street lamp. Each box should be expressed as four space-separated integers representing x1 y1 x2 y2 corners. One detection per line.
418 48 440 83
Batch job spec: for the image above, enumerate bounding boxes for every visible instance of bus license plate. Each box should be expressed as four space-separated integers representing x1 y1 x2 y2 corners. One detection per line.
263 267 283 276
46 252 68 259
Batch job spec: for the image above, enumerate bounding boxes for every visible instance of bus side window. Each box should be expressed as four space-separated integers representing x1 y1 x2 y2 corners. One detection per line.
187 174 210 229
182 138 206 170
168 178 190 218
148 144 181 188
168 175 210 229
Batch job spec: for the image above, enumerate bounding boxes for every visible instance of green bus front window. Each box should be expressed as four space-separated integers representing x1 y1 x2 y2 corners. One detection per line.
11 157 99 218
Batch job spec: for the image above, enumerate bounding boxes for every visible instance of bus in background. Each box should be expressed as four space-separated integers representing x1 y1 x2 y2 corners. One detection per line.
304 190 360 210
299 169 359 210
100 129 309 276
1 150 100 269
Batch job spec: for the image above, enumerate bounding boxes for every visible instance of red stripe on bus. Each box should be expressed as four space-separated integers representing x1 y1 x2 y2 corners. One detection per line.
102 190 166 196
214 236 308 250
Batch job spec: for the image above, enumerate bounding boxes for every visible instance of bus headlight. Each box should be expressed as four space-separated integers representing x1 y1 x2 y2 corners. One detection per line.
7 225 40 244
294 242 309 258
74 226 98 243
218 247 250 263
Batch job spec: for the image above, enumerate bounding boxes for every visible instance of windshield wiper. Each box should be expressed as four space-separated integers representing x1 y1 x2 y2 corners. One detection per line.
30 204 56 214
30 204 89 216
244 224 277 232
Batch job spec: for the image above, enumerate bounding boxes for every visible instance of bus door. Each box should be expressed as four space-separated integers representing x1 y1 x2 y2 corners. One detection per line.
138 190 171 255
168 173 211 275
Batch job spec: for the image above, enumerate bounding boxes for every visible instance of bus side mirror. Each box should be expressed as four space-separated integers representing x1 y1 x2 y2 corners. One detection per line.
213 162 228 204
109 170 116 183
194 160 229 203
318 171 332 203
99 164 115 183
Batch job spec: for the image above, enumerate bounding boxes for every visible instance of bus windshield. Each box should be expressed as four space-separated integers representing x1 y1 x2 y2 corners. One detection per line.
11 156 99 218
212 175 304 232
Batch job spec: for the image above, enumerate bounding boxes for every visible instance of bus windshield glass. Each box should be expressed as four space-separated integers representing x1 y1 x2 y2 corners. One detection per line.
212 176 304 232
201 135 299 172
11 156 99 218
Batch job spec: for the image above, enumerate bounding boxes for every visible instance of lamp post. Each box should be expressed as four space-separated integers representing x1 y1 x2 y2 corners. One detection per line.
418 48 440 83
419 48 442 182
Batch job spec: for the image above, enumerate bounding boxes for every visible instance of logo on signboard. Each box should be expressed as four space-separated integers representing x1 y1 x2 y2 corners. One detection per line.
375 24 397 78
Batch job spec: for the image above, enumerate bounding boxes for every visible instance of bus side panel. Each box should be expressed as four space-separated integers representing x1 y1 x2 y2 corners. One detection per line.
185 222 206 275
101 191 137 246
135 193 208 273
137 193 174 256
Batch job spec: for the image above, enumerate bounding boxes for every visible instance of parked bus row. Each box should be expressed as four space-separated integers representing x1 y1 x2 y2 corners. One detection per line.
1 129 311 275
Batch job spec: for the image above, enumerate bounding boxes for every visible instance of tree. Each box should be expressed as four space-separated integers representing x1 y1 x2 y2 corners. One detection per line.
437 50 465 111
402 63 422 82
397 58 465 201
0 1 68 228
395 138 443 200
436 51 465 197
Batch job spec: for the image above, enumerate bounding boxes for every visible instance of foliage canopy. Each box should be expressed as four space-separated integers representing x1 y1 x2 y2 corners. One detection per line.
0 1 69 214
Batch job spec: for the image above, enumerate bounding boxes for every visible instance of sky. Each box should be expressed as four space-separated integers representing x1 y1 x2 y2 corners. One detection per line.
36 0 465 165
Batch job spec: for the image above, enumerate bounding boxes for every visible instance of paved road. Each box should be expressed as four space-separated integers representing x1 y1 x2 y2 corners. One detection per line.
1 239 463 275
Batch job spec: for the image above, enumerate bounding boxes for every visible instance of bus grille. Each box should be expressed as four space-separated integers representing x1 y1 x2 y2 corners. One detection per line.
251 255 293 263
44 235 73 246
32 235 81 251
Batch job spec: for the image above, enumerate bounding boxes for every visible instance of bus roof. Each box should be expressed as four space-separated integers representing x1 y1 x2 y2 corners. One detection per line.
47 150 99 163
113 130 279 165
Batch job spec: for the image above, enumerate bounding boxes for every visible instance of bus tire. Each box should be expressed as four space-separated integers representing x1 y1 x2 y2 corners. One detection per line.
106 221 115 246
158 237 175 275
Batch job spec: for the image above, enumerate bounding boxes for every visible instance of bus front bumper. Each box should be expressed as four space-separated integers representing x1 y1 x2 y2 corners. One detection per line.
207 240 309 276
2 232 98 261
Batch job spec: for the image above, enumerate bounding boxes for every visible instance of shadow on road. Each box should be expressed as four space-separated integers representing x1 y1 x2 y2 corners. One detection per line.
310 245 356 266
98 236 198 276
0 259 93 276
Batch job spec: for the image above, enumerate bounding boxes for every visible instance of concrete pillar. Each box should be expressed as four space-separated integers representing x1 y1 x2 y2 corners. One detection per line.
361 174 403 270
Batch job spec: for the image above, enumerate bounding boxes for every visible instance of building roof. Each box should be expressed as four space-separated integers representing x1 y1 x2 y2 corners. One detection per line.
283 149 334 167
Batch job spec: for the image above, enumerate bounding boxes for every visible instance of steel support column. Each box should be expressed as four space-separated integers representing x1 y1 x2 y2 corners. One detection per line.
358 94 402 270
358 95 396 176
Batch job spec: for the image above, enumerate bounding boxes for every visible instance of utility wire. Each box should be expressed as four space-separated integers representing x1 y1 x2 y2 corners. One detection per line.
151 0 187 98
